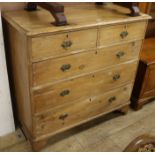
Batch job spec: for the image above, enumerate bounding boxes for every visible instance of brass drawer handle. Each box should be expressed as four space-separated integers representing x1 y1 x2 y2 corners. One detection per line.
108 96 116 103
113 74 120 81
120 31 128 39
116 51 125 58
60 89 70 97
61 64 71 72
59 113 68 120
61 40 72 49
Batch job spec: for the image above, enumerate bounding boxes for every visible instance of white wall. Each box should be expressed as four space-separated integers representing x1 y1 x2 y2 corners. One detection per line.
0 11 15 136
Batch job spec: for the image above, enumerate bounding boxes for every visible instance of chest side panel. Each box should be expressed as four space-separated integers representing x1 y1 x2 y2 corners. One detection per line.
3 19 32 134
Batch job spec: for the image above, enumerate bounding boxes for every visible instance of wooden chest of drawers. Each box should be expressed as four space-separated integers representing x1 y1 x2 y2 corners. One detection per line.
2 3 150 151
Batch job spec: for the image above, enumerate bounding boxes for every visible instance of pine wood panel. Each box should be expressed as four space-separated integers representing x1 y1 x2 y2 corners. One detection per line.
0 11 15 136
31 28 97 61
33 61 137 114
3 19 32 133
2 3 150 36
99 21 146 47
34 84 132 138
33 41 142 87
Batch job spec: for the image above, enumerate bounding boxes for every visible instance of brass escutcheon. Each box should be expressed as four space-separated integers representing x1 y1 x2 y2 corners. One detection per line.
61 40 72 49
108 96 116 103
59 113 68 120
60 89 70 97
61 64 71 72
116 51 125 58
113 74 120 81
120 31 128 39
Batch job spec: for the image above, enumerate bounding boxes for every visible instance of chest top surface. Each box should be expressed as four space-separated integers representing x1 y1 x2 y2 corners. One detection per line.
3 3 151 36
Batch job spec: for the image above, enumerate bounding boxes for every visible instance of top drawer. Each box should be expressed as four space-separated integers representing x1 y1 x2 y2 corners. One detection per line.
99 21 146 47
31 28 97 62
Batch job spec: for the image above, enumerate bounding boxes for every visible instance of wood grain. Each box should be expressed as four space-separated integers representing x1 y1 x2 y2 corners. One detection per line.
33 41 141 87
34 84 132 138
31 28 97 61
2 3 150 151
33 61 137 114
3 19 32 134
131 38 155 110
99 21 146 47
2 3 151 36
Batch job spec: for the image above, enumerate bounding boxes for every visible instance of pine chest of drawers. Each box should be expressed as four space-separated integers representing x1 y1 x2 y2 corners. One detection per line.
2 3 150 151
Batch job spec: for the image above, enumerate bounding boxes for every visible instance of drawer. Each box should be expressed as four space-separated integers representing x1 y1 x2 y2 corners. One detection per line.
99 21 146 47
33 61 137 114
31 28 97 61
34 84 132 137
33 41 142 87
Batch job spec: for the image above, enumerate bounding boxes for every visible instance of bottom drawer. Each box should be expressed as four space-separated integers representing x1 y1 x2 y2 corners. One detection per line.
34 84 133 138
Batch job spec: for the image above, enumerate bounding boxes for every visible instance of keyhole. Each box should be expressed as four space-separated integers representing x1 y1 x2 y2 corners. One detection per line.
98 100 102 103
124 87 127 91
132 42 135 46
124 24 127 30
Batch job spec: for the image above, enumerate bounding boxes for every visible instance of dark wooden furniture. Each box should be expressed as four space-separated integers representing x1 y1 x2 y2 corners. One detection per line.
138 2 155 37
96 2 140 17
124 134 155 152
114 2 140 16
131 38 155 110
27 2 141 26
26 2 67 26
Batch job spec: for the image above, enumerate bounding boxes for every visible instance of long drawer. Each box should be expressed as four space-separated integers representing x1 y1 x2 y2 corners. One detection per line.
32 41 141 87
34 84 132 138
33 61 137 114
31 28 97 61
99 21 146 47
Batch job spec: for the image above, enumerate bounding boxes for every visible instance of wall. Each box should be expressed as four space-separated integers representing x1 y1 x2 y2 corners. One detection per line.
0 2 26 11
0 11 15 136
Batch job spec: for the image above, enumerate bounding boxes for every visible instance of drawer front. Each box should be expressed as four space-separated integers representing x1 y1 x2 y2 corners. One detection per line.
34 84 132 137
33 41 142 87
33 61 137 113
99 21 146 47
31 28 97 61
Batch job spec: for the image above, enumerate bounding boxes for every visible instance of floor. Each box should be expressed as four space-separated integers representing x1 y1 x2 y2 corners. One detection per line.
0 101 155 152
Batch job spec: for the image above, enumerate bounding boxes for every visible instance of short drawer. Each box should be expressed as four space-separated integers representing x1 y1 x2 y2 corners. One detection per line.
31 28 97 61
99 21 146 47
34 84 132 137
33 61 137 114
33 41 142 87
